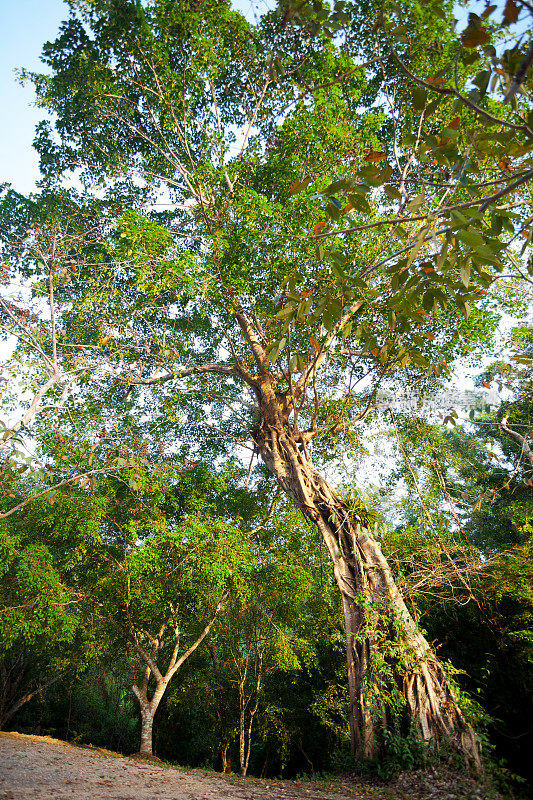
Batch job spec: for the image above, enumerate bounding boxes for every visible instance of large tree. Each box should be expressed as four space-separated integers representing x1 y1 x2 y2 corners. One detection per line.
3 0 532 765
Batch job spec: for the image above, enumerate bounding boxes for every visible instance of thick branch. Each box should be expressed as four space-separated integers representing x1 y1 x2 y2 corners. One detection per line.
500 415 533 469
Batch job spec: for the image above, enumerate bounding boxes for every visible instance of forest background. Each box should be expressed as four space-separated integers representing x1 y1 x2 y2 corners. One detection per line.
0 0 532 796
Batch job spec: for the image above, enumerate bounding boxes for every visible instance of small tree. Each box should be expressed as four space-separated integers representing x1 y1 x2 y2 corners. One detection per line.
5 456 253 756
210 555 320 777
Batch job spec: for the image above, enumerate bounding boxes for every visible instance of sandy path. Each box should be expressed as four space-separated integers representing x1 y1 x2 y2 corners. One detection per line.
0 732 374 800
0 732 496 800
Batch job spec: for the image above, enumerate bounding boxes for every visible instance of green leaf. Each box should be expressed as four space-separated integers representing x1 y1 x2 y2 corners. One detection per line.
460 260 471 287
412 86 427 109
275 305 296 320
323 178 351 195
456 228 485 248
451 210 469 227
384 184 402 201
347 193 371 213
325 200 342 221
406 193 425 212
379 164 393 183
268 337 287 363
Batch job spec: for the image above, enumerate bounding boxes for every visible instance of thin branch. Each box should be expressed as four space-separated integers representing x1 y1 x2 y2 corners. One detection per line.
0 466 122 520
388 42 533 138
311 175 533 240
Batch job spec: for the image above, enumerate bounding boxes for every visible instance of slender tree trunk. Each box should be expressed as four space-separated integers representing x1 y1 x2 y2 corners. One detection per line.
128 594 227 757
0 657 62 731
254 382 481 768
209 644 234 774
239 703 246 776
221 744 232 774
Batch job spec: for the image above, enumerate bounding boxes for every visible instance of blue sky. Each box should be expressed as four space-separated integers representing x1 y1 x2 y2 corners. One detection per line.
0 0 266 195
0 0 69 194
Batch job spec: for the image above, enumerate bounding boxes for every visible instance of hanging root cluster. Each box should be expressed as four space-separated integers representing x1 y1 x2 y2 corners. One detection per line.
255 391 481 771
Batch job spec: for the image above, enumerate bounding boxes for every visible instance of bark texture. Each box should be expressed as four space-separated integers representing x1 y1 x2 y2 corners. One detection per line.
132 671 166 757
253 377 481 769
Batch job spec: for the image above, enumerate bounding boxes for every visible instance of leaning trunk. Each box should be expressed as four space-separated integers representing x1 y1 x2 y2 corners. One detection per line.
254 384 480 768
221 744 232 774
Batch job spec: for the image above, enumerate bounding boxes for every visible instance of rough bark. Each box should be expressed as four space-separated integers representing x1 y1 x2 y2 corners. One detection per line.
133 678 166 757
253 377 481 769
139 701 156 756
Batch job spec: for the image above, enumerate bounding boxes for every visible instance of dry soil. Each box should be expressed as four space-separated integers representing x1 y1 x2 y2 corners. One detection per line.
0 731 498 800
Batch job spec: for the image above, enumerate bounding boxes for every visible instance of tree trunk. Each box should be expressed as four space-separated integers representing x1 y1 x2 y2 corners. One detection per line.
0 657 62 731
221 744 232 774
133 681 166 757
139 705 155 757
239 704 247 776
254 383 481 768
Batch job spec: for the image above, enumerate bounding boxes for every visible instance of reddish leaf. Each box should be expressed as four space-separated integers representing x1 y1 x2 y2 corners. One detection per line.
289 179 300 194
309 336 321 352
504 0 519 22
370 347 379 357
365 151 387 163
426 332 435 341
461 26 491 47
300 290 313 299
498 160 511 172
416 309 428 316
313 221 326 236
289 176 312 195
341 203 354 215
449 117 460 130
461 491 469 502
481 4 497 16
520 229 531 238
483 381 491 388
422 267 435 273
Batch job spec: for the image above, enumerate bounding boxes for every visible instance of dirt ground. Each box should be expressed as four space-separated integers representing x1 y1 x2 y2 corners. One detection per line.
0 731 499 800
